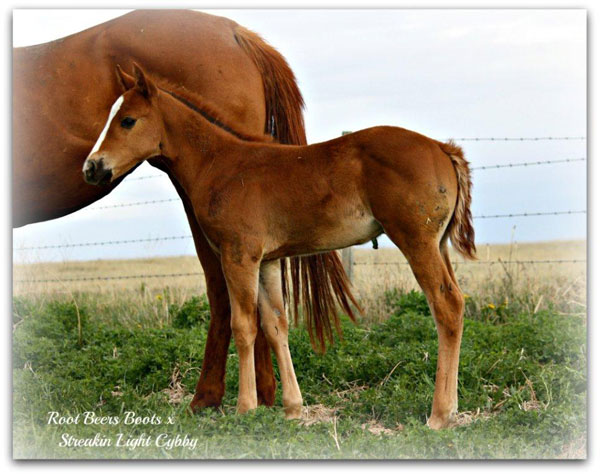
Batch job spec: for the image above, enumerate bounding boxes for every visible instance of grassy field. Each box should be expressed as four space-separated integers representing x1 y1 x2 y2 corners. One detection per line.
12 240 586 459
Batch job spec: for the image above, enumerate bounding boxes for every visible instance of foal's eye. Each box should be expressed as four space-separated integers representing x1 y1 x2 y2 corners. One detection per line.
120 117 137 129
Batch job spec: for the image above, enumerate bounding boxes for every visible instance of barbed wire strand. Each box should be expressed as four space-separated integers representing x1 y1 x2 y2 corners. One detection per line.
14 259 585 284
14 139 586 283
474 210 586 219
87 155 588 209
15 209 587 251
453 136 585 141
81 193 590 216
15 272 204 283
124 174 166 182
353 259 585 267
118 157 586 183
15 235 193 250
87 197 181 211
472 157 585 171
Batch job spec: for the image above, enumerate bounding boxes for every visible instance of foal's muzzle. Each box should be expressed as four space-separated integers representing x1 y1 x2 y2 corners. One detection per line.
83 157 113 186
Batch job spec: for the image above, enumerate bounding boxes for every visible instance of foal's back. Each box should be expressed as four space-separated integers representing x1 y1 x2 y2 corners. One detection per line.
208 125 459 259
249 125 458 211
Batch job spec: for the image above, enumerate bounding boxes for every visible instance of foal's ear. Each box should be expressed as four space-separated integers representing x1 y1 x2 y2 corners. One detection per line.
115 64 136 92
132 62 157 99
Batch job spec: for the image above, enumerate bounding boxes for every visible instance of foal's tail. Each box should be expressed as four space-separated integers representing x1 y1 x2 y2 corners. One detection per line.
439 140 477 260
234 25 361 353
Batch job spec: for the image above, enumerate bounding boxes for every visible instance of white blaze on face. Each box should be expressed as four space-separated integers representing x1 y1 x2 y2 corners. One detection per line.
85 95 125 165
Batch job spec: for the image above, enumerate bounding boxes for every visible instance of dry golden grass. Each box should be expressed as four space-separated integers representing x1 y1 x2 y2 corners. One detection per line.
352 239 585 290
13 240 586 323
351 240 586 320
14 255 205 297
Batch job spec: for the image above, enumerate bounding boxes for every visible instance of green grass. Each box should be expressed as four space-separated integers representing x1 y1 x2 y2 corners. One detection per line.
12 291 586 459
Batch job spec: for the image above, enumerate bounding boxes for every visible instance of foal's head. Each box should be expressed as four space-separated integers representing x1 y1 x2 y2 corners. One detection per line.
83 64 163 185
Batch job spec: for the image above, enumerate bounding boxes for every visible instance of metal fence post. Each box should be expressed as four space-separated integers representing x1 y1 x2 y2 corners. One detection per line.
339 131 355 283
341 247 353 284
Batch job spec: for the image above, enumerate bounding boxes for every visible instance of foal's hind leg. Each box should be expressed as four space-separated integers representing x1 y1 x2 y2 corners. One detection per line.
258 260 303 419
385 227 465 429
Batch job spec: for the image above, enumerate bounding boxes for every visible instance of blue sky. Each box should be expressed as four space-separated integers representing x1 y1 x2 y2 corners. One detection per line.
12 9 586 263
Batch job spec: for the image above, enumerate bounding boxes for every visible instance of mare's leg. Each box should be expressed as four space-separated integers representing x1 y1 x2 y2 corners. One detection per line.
220 244 262 414
254 329 277 406
190 257 231 410
165 178 275 411
258 261 303 419
385 226 465 429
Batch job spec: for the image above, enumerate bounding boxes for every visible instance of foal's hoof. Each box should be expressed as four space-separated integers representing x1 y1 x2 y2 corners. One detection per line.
236 398 258 415
426 413 456 430
284 405 303 420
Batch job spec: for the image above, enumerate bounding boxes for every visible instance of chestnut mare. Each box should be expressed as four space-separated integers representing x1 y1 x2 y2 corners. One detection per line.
13 10 359 412
83 65 476 429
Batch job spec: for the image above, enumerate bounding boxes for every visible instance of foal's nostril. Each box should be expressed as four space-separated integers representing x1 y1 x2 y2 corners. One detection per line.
84 158 111 185
84 160 97 181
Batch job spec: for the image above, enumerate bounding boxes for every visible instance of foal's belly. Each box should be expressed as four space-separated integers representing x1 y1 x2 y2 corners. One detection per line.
264 210 383 260
313 213 383 251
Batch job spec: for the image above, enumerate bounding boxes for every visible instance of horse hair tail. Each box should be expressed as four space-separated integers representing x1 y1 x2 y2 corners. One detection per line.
290 254 361 354
233 25 307 145
439 140 477 260
235 25 361 353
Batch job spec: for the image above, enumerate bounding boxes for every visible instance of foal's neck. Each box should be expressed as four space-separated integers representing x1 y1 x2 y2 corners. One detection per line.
158 91 251 186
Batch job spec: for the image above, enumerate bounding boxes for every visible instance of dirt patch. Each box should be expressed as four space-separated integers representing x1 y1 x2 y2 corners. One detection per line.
360 419 404 436
299 404 338 426
449 408 494 428
160 364 196 405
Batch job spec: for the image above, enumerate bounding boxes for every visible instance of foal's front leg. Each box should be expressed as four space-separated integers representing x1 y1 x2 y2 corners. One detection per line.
220 244 262 414
158 169 276 411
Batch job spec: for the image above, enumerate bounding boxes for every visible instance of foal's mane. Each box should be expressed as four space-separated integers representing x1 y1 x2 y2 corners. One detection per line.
154 76 274 144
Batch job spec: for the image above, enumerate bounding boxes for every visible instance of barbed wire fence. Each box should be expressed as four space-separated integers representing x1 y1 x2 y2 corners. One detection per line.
13 135 587 285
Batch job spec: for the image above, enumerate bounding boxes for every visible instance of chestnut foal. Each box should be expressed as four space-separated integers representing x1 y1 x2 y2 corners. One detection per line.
84 65 476 429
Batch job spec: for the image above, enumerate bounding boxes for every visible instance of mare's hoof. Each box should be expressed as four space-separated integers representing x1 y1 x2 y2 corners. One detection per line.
189 391 223 414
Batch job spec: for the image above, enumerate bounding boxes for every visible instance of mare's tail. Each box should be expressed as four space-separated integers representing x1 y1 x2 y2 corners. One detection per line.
234 25 361 353
233 25 306 144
